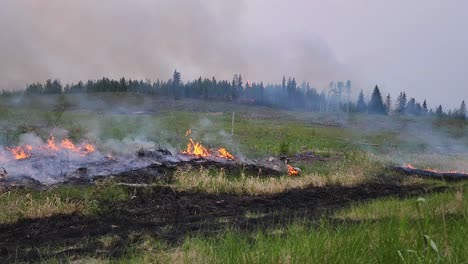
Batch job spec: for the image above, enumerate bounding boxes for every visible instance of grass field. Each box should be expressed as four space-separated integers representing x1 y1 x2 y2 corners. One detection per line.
0 94 467 263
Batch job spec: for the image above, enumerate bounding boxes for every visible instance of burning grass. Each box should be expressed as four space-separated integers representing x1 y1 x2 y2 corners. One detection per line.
0 96 467 262
172 151 378 195
1 135 96 162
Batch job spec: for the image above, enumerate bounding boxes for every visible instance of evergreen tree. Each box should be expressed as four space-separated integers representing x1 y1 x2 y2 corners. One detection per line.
406 98 416 115
459 100 467 120
238 74 243 89
385 93 391 114
368 85 386 115
356 90 367 113
415 103 422 116
172 69 181 87
422 99 428 114
172 69 182 99
395 92 407 114
119 77 127 92
435 105 444 117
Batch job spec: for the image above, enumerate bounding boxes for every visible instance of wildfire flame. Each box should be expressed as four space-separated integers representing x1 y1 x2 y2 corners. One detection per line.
182 139 210 157
287 164 299 176
180 133 235 160
47 136 59 151
61 139 81 152
6 145 32 160
4 136 96 160
218 148 235 160
82 143 96 155
404 163 466 174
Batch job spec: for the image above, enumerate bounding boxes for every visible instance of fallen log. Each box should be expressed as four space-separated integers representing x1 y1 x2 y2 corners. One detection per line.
393 166 468 181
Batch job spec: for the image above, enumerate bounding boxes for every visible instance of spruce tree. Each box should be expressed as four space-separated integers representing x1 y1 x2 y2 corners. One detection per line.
436 105 444 117
385 94 391 114
459 100 467 120
368 85 386 115
356 90 367 113
422 99 428 114
396 92 407 114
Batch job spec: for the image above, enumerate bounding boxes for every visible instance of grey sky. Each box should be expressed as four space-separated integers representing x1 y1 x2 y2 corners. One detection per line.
1 0 467 108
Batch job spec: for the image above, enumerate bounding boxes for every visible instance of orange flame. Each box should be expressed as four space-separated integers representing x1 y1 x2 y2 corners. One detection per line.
47 136 59 151
7 145 32 160
404 163 466 174
218 148 235 160
185 129 192 137
3 136 96 160
82 143 95 155
287 165 299 176
61 139 81 152
182 139 210 157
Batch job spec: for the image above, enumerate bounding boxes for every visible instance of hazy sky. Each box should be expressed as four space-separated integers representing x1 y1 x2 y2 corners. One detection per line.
1 0 467 108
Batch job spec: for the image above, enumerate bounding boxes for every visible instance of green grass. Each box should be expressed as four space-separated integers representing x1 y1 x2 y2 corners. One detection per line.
38 185 466 264
1 94 468 263
122 184 467 264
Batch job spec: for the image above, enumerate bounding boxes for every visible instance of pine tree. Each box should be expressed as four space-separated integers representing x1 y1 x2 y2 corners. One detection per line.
436 105 444 117
459 100 467 120
356 90 367 113
406 98 416 115
396 92 407 114
368 85 386 115
238 74 243 89
385 94 391 114
422 100 428 114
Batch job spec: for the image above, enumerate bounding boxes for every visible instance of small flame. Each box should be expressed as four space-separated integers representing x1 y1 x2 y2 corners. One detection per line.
7 145 32 160
2 136 96 161
287 165 299 176
218 148 235 160
404 163 466 174
47 136 59 151
185 129 192 137
82 143 95 155
61 139 81 152
182 139 210 157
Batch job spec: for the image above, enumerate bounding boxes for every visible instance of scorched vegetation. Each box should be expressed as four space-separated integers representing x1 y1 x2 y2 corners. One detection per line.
0 94 466 263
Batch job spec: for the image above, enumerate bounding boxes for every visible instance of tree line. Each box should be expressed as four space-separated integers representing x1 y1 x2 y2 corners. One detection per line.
1 70 466 120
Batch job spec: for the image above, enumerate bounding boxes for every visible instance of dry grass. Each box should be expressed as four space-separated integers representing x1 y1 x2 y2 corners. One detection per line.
172 159 376 195
0 191 84 224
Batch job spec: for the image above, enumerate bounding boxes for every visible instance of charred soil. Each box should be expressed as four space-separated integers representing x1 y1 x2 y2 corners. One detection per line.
0 181 446 262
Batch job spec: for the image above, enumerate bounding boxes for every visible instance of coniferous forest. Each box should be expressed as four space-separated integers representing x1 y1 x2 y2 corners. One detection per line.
1 70 466 120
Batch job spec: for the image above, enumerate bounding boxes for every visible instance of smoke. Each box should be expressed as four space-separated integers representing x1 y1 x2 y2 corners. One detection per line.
0 0 350 90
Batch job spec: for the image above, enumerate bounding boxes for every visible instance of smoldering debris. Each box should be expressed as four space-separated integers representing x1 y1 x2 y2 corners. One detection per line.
0 145 291 190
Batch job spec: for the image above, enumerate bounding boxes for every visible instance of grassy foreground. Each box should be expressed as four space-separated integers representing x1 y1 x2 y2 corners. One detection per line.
1 181 466 263
0 94 467 263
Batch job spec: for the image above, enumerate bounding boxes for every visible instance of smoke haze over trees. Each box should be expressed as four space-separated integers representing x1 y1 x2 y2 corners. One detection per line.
1 70 465 120
2 0 468 109
0 0 348 94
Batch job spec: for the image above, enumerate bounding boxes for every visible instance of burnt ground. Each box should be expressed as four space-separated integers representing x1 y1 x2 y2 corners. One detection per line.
0 181 447 263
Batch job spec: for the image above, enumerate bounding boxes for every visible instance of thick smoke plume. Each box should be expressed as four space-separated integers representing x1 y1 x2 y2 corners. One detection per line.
0 0 349 89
